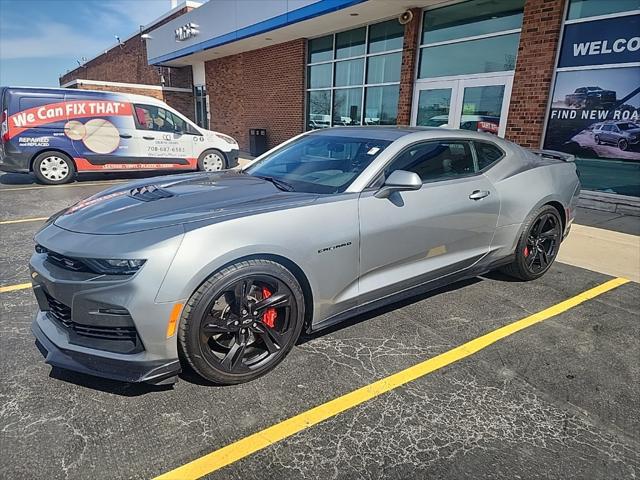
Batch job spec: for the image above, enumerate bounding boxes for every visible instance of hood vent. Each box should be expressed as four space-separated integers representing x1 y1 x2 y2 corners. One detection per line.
128 185 174 202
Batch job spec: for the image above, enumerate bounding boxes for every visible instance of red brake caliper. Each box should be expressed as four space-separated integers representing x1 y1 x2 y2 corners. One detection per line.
523 246 529 257
261 287 277 328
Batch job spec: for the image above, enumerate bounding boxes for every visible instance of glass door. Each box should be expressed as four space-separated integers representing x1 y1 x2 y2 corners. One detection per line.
412 75 513 137
412 81 457 128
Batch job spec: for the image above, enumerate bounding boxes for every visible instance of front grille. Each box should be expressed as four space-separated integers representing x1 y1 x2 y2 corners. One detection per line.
44 292 142 354
46 293 72 325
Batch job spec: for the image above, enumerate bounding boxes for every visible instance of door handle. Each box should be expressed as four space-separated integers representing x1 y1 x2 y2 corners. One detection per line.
119 133 132 139
142 135 155 140
469 190 490 200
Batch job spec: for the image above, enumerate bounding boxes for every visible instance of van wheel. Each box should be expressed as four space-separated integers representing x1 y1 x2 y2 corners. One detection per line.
198 149 227 172
33 152 75 185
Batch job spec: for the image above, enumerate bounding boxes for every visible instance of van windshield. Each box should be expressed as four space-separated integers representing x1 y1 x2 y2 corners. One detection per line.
245 135 391 194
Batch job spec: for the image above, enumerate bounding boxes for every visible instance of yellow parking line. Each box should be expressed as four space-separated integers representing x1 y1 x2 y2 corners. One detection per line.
154 277 630 480
0 181 124 192
0 217 48 225
0 283 32 293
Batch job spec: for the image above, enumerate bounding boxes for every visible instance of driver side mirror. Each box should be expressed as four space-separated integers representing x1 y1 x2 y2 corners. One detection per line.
375 170 422 199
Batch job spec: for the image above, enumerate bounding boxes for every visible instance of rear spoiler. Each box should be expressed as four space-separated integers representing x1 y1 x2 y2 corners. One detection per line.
529 149 575 162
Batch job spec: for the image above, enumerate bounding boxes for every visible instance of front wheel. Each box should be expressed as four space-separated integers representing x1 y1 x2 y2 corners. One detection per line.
502 205 563 281
618 139 629 151
178 259 305 384
197 149 227 172
32 151 76 185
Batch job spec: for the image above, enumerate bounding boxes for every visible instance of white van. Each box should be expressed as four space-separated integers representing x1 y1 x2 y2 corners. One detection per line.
0 86 239 184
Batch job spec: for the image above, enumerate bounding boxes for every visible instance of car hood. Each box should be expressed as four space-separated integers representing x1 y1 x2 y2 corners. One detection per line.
624 128 640 135
53 171 318 235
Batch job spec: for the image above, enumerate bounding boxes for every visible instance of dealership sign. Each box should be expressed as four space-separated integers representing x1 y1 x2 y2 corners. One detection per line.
559 14 640 68
175 22 199 42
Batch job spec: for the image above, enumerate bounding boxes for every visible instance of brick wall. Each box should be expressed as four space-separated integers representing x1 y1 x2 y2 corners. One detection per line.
60 6 193 90
65 83 195 121
397 8 422 126
205 39 305 151
505 0 566 147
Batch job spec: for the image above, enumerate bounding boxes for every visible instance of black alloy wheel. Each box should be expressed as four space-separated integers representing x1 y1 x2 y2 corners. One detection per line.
200 275 295 373
502 205 563 281
179 259 305 384
523 212 561 275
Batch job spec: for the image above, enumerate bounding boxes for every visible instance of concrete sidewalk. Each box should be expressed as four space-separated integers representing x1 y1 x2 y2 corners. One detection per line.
559 222 640 283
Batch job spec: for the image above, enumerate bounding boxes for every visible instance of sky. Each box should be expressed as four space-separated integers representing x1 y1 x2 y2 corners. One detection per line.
0 0 175 87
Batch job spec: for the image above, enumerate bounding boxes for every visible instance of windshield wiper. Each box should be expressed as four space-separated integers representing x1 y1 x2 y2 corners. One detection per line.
255 176 295 192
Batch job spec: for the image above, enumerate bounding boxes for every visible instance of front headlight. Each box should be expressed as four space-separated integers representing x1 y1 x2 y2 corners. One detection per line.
214 132 238 145
35 245 146 275
84 258 147 275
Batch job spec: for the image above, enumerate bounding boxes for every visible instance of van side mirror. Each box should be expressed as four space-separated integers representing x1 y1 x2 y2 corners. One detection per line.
375 170 422 199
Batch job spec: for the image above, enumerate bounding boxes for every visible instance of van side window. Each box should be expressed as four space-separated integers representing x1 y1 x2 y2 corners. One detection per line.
474 141 504 170
133 104 188 133
385 141 475 183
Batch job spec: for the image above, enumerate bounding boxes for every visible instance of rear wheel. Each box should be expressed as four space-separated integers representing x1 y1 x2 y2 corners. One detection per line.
197 149 227 172
33 151 75 185
179 259 305 384
502 205 562 281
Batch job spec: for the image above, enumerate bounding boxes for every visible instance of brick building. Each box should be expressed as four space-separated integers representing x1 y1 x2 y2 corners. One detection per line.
61 0 640 202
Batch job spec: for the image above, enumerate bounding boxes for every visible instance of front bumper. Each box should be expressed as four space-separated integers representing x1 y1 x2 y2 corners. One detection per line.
226 148 240 168
32 314 180 384
29 223 186 384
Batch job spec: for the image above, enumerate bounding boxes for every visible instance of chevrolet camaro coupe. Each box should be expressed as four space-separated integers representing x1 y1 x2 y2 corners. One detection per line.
30 127 580 385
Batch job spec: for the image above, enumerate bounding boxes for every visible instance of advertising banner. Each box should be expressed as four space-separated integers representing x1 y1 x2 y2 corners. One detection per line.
558 14 640 68
543 67 640 161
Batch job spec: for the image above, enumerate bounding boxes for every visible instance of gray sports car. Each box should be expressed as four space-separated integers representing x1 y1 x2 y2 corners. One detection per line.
30 127 580 385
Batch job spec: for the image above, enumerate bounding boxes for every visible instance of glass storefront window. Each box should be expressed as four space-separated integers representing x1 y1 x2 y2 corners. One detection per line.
307 91 331 130
308 63 332 89
368 19 404 54
333 88 362 126
366 52 401 84
364 85 400 125
308 35 333 63
567 0 640 20
422 0 524 44
306 20 403 129
335 59 364 87
419 33 519 78
336 27 366 59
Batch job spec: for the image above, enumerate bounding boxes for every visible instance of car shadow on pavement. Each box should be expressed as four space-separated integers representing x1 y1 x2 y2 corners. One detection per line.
48 367 173 396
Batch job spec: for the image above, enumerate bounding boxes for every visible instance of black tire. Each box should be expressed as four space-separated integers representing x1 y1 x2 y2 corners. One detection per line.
32 151 76 185
618 139 629 151
178 259 305 384
594 135 601 145
197 149 227 172
501 205 563 281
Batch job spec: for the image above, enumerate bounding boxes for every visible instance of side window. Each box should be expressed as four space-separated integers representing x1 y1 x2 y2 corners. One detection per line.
474 141 504 170
385 140 475 183
133 104 185 133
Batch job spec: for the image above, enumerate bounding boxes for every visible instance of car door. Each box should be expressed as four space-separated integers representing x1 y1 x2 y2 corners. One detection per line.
132 103 194 168
357 139 500 305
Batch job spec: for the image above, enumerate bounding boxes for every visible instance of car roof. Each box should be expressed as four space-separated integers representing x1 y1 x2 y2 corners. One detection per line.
306 126 506 143
308 126 447 141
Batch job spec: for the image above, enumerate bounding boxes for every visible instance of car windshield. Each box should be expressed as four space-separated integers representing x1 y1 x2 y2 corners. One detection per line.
618 122 639 131
587 87 602 91
245 134 392 194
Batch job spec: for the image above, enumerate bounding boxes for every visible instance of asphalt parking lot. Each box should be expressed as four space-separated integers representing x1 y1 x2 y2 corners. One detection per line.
1 173 639 480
